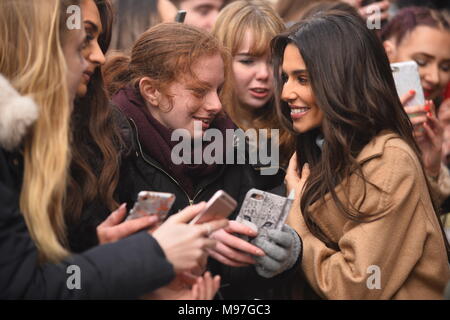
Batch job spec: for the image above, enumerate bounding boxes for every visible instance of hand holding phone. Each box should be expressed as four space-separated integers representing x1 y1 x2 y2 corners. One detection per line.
392 61 425 109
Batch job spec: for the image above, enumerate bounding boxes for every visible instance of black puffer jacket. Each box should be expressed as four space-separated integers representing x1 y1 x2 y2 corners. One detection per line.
115 110 296 299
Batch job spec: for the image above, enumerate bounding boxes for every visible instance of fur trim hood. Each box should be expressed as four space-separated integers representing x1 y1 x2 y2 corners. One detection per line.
0 74 38 151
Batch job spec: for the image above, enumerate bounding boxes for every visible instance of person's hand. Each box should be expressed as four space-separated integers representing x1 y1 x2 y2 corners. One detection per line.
207 221 266 267
142 271 221 300
253 225 302 278
97 203 159 245
285 153 310 198
152 203 228 273
402 91 443 177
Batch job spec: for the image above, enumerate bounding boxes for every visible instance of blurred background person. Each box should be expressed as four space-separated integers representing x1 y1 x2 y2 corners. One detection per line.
381 7 450 210
110 0 177 52
276 0 390 26
170 0 235 32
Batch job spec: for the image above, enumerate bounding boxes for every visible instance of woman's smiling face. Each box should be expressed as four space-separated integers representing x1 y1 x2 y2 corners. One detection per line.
385 25 450 100
281 43 324 134
146 54 225 139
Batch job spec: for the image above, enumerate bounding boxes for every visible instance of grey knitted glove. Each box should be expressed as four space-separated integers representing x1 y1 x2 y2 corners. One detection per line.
253 225 302 279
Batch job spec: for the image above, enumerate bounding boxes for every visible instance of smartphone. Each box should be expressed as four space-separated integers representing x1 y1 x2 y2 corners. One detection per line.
391 61 425 112
190 190 237 225
126 191 176 222
235 189 294 242
175 10 187 23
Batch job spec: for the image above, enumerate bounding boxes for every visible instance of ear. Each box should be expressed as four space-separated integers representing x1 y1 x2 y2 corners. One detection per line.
139 77 161 107
383 40 397 61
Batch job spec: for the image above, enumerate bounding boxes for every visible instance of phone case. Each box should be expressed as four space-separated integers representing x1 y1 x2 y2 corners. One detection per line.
236 189 294 242
126 191 176 221
391 61 425 108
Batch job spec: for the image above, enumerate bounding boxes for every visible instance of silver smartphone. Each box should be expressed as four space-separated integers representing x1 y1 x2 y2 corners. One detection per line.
190 190 237 225
391 60 425 109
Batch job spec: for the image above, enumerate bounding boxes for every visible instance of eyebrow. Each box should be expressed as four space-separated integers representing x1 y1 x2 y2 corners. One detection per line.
194 4 215 11
414 52 450 63
84 20 100 34
282 69 308 75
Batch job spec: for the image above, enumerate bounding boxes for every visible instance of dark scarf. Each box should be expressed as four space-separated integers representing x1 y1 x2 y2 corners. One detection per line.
113 86 235 197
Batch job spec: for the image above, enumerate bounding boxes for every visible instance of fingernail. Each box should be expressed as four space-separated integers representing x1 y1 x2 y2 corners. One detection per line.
256 249 265 256
409 90 416 95
120 203 127 209
427 112 432 117
424 105 431 112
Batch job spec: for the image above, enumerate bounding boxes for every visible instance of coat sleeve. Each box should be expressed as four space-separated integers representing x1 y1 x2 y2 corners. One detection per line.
287 145 446 299
0 181 175 300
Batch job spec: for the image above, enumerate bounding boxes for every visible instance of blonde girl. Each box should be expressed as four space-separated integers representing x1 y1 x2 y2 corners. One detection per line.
213 0 295 168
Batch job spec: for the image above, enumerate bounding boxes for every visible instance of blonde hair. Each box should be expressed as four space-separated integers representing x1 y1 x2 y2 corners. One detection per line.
213 0 294 166
0 0 77 262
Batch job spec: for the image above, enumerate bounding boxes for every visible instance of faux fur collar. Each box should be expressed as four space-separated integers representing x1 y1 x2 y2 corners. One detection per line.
0 74 38 151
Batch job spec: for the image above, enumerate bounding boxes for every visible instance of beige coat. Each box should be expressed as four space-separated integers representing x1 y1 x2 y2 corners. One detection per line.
287 131 450 299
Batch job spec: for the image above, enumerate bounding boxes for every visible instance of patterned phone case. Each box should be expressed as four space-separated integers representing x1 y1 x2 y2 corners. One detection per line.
236 189 293 242
126 191 176 222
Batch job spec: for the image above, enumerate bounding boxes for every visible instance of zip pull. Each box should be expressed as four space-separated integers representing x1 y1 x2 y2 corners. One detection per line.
189 199 194 206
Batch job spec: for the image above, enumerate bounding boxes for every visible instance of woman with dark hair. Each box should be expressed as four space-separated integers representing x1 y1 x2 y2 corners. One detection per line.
272 7 450 299
67 0 128 253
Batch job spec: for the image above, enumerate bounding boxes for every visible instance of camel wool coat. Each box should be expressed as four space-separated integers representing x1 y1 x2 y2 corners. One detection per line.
287 131 450 299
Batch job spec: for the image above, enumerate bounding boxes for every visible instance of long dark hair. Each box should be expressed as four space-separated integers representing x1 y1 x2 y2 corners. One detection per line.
272 7 450 258
66 0 124 221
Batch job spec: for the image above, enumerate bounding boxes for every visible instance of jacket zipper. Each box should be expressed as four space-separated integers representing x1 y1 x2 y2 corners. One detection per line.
129 118 204 206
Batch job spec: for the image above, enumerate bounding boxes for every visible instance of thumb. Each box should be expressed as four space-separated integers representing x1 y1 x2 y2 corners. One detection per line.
170 202 207 224
400 90 416 106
